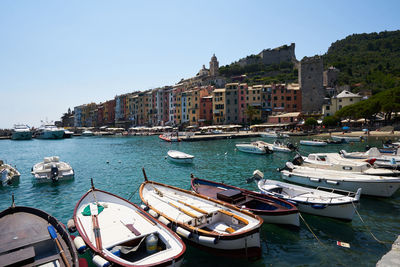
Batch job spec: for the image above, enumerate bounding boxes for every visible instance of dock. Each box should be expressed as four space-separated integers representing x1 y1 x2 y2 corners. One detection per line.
376 236 400 267
180 132 260 142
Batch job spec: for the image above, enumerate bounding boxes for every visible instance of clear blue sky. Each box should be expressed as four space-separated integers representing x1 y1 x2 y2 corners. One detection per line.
1 0 399 128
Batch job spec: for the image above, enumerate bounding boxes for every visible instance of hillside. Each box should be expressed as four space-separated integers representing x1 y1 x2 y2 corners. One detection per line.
323 30 400 94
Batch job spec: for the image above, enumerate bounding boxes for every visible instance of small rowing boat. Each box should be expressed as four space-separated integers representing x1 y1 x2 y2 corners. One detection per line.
159 133 180 142
299 140 327 146
140 169 263 259
167 150 194 164
331 135 361 143
73 180 186 267
190 176 299 227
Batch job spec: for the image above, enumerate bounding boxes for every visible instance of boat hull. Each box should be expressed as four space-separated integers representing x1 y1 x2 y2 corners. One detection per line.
11 131 32 140
235 144 265 154
281 171 400 197
36 130 65 139
168 156 193 164
300 140 327 146
331 135 361 142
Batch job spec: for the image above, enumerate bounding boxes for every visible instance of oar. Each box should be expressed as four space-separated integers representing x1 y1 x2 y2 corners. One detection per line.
90 179 103 250
218 209 249 225
47 225 71 267
151 191 199 218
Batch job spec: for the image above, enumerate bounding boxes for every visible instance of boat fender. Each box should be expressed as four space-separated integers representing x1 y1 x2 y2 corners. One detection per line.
146 233 159 254
198 235 218 245
176 226 192 239
311 204 327 209
148 209 159 218
67 219 76 233
158 216 171 227
140 204 149 211
73 236 87 254
92 255 110 267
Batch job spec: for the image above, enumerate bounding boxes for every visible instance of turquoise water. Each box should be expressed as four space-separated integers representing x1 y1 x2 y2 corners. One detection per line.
1 135 399 266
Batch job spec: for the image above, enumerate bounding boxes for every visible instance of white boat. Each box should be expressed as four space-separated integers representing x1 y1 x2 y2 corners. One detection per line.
74 183 186 267
259 140 295 153
31 156 74 182
63 129 74 138
299 140 327 146
340 148 400 169
280 162 400 197
300 153 400 176
36 123 65 139
260 131 289 138
0 160 20 186
254 172 361 221
167 150 194 163
11 124 32 140
81 130 94 136
140 175 263 259
331 135 362 143
235 142 269 154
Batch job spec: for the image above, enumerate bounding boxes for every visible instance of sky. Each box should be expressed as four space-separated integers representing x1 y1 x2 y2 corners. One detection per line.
1 0 399 128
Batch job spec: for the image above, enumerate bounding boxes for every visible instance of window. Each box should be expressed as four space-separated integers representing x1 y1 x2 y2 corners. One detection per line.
326 106 330 110
281 96 284 100
286 96 291 101
241 96 244 100
339 105 342 109
294 96 297 100
281 103 284 107
350 98 353 102
253 97 255 101
274 96 277 100
339 99 342 102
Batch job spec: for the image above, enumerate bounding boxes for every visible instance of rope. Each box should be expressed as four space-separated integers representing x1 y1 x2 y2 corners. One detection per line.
299 213 325 248
351 201 390 247
127 183 142 201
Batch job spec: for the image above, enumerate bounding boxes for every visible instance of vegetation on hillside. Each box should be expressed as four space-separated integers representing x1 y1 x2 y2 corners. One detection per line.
219 61 297 85
323 30 400 94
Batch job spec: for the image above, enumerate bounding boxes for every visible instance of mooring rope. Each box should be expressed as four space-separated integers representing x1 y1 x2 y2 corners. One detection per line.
351 201 390 247
299 213 325 248
127 183 141 201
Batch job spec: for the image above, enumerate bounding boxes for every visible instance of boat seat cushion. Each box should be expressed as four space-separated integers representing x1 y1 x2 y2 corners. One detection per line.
0 246 35 267
217 189 245 203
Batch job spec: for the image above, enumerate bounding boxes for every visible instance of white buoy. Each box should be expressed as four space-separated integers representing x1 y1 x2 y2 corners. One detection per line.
140 204 149 211
157 216 171 227
148 209 159 218
198 235 218 245
73 236 87 253
67 219 76 233
176 227 192 239
92 255 110 267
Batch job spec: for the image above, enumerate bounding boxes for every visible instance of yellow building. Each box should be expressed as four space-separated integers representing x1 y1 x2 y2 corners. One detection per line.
212 88 226 124
175 91 182 125
187 89 202 125
322 90 363 117
247 86 262 122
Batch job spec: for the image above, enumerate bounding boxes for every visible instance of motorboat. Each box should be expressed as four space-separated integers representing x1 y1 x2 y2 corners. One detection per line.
331 135 362 143
167 150 194 164
11 124 32 140
0 197 80 267
0 160 20 186
264 140 296 153
81 130 94 137
280 162 400 197
31 156 74 183
260 131 289 139
299 153 400 176
73 181 186 267
140 170 263 259
63 129 74 138
299 140 327 146
159 133 180 142
235 141 271 154
340 148 400 169
191 176 299 227
36 123 65 139
253 171 361 221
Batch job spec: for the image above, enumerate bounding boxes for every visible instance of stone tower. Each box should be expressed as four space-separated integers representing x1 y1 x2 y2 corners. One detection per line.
209 54 219 76
299 56 324 113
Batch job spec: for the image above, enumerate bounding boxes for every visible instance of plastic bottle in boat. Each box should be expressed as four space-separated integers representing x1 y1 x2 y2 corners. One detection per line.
146 233 158 254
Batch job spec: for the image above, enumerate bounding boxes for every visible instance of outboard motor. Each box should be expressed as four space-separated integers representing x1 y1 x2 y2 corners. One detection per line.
265 146 273 154
365 145 371 151
287 142 297 151
50 164 59 182
246 169 264 183
292 154 304 165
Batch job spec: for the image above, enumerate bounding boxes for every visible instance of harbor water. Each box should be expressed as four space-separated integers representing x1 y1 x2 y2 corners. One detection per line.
1 135 399 266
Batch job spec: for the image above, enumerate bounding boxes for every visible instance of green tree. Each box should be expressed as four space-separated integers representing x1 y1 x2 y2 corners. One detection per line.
322 116 339 127
245 106 258 124
305 117 318 126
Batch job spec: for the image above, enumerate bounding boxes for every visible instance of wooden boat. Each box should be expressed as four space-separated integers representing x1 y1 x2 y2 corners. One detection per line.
190 176 299 227
159 133 180 142
331 135 362 143
299 140 327 146
0 196 80 267
280 162 400 197
0 160 20 186
254 173 361 221
139 170 263 259
73 181 186 267
167 150 194 164
31 156 74 183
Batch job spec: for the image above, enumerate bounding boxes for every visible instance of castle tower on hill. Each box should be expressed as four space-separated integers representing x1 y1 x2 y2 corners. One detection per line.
209 54 219 76
299 56 324 114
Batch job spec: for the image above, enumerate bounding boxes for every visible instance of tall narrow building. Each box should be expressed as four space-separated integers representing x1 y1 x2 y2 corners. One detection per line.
299 56 324 113
209 54 219 76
